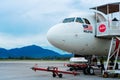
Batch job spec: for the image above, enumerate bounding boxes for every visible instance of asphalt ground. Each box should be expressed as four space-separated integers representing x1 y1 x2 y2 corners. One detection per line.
0 60 120 80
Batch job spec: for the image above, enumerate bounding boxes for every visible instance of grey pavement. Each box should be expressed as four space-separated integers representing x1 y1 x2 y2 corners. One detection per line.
0 61 120 80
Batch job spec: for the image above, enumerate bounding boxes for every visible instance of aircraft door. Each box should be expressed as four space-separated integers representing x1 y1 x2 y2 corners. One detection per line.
95 13 108 36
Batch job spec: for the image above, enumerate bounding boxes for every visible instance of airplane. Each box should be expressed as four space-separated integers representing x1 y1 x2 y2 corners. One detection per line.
47 2 120 57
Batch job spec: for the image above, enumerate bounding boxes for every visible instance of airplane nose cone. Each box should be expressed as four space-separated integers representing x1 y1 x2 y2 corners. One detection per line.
47 24 64 48
47 22 82 52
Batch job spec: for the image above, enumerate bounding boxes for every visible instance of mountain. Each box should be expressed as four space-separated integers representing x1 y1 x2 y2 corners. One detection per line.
0 45 73 59
0 48 8 58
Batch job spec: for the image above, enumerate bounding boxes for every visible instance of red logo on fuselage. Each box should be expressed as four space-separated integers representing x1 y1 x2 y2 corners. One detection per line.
99 24 106 32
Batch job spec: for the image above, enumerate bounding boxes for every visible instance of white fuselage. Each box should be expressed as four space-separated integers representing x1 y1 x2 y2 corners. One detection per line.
47 13 115 56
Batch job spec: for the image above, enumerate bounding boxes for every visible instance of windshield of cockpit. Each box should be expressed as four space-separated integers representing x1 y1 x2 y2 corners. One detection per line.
63 17 84 23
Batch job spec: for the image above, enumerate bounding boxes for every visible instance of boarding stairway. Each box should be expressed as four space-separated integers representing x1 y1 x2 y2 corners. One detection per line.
103 37 120 78
90 2 120 78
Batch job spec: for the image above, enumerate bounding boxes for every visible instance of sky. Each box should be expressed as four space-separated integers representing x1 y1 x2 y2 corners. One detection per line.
0 0 119 52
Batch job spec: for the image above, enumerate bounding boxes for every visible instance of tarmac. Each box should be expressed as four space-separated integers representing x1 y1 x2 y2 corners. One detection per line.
0 60 120 80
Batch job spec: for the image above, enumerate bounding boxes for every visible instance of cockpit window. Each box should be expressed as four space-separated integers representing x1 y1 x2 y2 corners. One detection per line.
63 17 75 23
83 18 91 24
76 17 84 23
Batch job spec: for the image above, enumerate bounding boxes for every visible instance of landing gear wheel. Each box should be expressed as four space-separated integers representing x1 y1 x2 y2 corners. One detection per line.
69 67 73 71
83 67 88 75
58 74 63 78
52 73 56 77
88 67 94 75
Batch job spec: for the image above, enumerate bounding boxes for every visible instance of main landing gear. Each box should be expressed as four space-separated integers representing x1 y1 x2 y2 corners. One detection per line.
83 66 94 75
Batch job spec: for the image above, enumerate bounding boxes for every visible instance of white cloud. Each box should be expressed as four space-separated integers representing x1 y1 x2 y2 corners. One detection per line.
0 33 49 49
0 0 76 49
0 0 73 17
0 0 75 36
20 0 74 22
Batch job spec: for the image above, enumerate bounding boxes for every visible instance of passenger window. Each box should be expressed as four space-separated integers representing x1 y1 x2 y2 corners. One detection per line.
63 17 75 23
76 18 84 23
83 18 91 24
